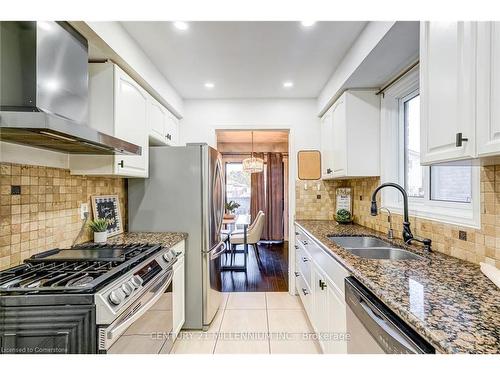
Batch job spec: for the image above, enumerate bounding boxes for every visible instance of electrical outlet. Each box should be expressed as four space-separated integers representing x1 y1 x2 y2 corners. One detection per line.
80 203 89 220
458 230 467 241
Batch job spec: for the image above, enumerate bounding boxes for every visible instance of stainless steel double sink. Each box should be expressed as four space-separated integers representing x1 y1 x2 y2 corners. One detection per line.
328 236 423 261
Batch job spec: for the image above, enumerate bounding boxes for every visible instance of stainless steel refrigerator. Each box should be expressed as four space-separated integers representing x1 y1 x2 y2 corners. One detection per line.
128 144 225 330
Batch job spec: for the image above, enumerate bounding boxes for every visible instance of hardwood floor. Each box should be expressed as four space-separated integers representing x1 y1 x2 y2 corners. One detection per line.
221 241 289 292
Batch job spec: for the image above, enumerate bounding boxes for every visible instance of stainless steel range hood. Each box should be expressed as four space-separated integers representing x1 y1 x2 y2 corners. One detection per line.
0 21 141 155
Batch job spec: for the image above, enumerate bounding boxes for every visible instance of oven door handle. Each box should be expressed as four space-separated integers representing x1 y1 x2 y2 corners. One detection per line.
106 269 173 345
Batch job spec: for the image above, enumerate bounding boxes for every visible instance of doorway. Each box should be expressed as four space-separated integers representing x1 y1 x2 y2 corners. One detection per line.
216 130 289 292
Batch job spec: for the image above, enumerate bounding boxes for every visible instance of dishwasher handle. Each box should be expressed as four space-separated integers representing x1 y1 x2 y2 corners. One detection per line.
345 276 435 354
358 299 417 353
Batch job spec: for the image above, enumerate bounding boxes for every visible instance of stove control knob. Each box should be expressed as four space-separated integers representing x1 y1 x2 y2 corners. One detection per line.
130 275 143 288
163 251 172 262
108 289 125 306
121 283 133 296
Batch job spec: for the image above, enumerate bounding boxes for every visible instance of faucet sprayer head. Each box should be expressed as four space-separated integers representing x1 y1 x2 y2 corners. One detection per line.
370 201 378 216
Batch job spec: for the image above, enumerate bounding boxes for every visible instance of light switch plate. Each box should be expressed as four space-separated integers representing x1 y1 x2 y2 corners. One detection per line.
80 203 89 220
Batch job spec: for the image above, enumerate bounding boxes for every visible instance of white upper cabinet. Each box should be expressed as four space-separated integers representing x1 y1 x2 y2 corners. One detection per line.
320 108 334 178
70 63 149 178
477 22 500 157
147 95 180 147
165 113 180 146
320 90 380 179
420 22 477 164
148 96 168 146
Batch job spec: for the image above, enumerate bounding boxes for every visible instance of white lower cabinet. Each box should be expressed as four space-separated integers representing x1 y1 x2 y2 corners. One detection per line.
295 226 348 354
172 241 185 337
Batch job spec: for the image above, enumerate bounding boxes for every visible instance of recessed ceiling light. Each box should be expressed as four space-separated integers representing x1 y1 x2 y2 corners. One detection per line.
301 21 317 27
173 21 189 31
204 82 215 89
283 81 294 88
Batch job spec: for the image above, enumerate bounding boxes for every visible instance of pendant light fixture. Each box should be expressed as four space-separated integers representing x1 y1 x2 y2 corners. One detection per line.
242 131 264 173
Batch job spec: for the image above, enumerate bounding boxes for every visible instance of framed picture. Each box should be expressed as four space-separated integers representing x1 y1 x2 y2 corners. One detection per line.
91 195 123 236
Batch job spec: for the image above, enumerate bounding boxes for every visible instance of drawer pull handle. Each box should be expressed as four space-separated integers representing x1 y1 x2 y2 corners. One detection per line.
295 232 299 235
319 279 327 290
302 240 308 246
294 245 299 250
302 257 309 263
302 288 309 296
294 272 300 277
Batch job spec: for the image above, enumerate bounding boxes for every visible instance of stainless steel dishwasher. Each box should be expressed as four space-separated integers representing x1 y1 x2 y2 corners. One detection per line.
345 277 435 354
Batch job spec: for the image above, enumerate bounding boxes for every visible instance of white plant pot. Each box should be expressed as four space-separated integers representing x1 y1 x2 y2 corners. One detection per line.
94 231 108 244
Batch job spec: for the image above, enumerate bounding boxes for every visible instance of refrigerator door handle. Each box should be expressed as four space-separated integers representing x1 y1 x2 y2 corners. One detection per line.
213 158 225 237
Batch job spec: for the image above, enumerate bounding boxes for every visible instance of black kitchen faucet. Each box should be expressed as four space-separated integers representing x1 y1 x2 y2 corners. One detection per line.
370 183 432 251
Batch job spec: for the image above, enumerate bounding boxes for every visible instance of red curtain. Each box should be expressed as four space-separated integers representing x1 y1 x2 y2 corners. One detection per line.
250 152 284 241
250 153 267 239
265 153 284 241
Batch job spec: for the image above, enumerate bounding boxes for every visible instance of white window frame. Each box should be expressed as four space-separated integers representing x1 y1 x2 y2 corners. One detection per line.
380 67 480 228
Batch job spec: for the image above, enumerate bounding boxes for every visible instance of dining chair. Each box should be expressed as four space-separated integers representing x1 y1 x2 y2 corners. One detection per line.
229 212 266 263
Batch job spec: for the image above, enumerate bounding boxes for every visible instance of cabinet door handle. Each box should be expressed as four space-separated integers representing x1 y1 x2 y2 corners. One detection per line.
294 272 300 277
295 232 299 235
118 160 124 168
302 257 309 263
294 245 299 250
302 288 309 296
326 168 332 174
456 133 469 147
319 279 327 290
302 240 308 246
166 133 172 140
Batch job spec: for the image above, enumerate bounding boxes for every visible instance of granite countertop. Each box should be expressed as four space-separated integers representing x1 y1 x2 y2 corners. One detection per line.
105 232 187 249
295 220 500 354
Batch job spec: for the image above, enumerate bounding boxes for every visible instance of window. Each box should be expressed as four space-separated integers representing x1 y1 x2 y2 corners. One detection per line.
381 68 480 228
225 163 251 216
403 92 424 198
401 93 472 203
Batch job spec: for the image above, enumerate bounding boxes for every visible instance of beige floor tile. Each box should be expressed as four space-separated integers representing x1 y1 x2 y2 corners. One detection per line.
108 334 165 354
221 292 230 309
214 338 269 354
170 332 216 354
226 292 266 309
269 333 321 354
267 310 314 334
207 307 225 333
219 309 268 333
266 292 302 310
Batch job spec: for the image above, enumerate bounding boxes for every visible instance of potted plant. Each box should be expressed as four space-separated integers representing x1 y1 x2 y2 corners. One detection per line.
335 209 353 224
224 201 240 219
88 218 109 243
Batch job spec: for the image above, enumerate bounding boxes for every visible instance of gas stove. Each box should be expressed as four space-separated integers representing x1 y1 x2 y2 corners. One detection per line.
0 242 178 354
0 242 172 294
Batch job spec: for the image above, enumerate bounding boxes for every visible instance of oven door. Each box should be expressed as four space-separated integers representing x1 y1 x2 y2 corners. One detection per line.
101 268 174 354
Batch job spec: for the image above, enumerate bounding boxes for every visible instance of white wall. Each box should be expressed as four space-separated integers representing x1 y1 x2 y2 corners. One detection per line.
181 98 320 150
317 21 395 116
86 22 184 118
181 98 320 292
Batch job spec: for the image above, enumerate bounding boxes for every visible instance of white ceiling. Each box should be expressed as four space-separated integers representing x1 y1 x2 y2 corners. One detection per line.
120 21 367 99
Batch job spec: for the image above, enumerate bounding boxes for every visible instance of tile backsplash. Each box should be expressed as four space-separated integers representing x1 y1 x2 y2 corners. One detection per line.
0 163 127 270
296 165 500 268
